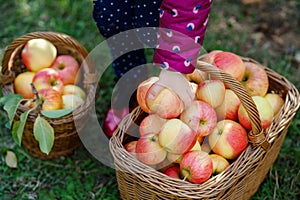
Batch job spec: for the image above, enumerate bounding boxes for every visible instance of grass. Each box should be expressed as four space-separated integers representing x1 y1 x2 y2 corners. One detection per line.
0 0 299 199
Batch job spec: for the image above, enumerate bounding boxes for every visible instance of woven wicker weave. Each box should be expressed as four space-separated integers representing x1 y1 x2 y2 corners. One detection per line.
1 32 98 160
109 58 300 199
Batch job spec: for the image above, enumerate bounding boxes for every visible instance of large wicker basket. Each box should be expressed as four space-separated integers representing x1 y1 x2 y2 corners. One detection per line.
109 57 300 199
1 32 98 160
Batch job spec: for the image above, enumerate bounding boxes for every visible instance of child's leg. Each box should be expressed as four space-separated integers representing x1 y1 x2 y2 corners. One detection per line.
93 0 147 81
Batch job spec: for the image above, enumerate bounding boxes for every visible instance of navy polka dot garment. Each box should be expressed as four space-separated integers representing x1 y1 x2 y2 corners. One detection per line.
93 0 163 81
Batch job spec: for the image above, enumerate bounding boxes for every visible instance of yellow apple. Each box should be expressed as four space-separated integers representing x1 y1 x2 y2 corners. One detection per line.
14 71 36 99
210 154 230 175
264 93 285 115
21 38 57 72
62 84 86 100
62 94 84 109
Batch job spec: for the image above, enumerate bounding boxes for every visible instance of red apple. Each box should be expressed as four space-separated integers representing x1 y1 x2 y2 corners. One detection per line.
209 154 230 175
196 79 226 108
264 93 285 115
139 114 167 136
51 55 80 85
159 119 197 154
202 50 223 63
14 71 36 99
38 88 62 111
32 68 64 93
164 165 181 179
208 120 248 160
146 83 185 119
180 100 217 137
124 140 137 157
136 76 159 113
238 96 274 130
103 107 129 138
215 89 241 121
62 84 86 100
21 38 57 72
180 150 213 184
240 61 269 96
210 51 245 81
135 133 167 166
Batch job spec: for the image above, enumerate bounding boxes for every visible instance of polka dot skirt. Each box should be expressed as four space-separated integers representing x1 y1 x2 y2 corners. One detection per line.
93 0 162 80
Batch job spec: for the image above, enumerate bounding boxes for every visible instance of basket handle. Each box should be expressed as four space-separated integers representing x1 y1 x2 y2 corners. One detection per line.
1 31 97 86
196 60 270 150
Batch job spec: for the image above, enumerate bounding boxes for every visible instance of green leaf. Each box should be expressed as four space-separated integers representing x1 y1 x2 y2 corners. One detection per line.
11 109 31 146
41 109 73 118
12 121 21 145
1 94 23 128
33 115 54 155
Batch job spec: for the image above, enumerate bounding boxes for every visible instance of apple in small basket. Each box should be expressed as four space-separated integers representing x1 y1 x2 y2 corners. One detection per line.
62 94 84 109
240 61 269 97
62 84 86 100
208 120 248 160
38 88 62 111
32 68 64 94
51 55 80 85
21 38 57 72
135 133 167 166
238 95 274 131
14 71 36 99
180 150 213 184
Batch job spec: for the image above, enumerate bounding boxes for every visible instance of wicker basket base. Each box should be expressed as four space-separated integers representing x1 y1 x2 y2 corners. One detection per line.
21 124 81 160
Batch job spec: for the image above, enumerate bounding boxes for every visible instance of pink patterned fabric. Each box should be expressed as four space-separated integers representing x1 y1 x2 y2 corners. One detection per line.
153 0 212 74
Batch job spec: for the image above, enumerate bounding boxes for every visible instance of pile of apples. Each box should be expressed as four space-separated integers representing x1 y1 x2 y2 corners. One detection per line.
14 38 86 111
123 50 285 184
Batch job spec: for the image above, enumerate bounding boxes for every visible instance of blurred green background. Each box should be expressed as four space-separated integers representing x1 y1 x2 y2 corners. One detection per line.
0 0 299 199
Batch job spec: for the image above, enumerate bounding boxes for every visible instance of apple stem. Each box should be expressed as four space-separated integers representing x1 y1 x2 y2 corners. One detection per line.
181 169 190 182
30 83 40 102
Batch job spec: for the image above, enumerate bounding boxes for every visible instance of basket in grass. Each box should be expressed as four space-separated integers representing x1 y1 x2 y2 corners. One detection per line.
1 32 98 160
109 56 300 199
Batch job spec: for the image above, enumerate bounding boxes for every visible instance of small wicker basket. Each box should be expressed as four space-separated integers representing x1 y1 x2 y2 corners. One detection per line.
109 58 300 199
1 32 98 160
